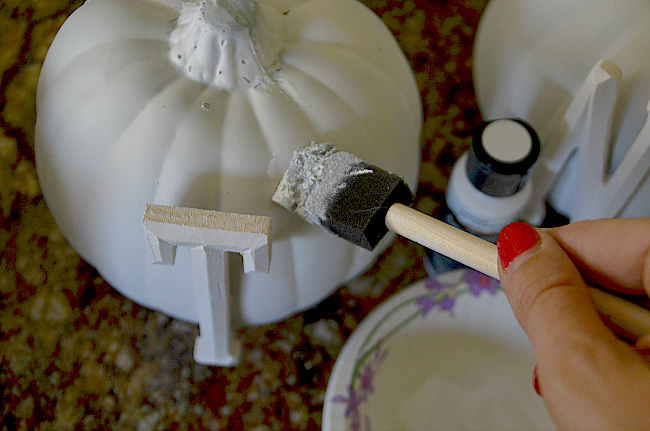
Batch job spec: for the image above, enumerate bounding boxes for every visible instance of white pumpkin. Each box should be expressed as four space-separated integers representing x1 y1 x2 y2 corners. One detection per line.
35 0 421 326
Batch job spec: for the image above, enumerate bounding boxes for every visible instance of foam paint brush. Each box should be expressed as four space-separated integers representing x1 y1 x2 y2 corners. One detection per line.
272 142 497 276
273 142 650 340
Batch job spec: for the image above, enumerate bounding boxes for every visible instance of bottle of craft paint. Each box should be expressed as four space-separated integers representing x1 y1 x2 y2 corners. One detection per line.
425 118 540 276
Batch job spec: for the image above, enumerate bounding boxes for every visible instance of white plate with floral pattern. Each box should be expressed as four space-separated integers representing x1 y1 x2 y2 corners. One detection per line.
323 268 554 431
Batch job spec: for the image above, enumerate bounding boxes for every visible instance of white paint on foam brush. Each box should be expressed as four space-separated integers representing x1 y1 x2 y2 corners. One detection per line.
349 168 374 176
272 142 364 225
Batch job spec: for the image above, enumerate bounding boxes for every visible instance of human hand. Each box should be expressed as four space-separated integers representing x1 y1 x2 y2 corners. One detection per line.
497 219 650 430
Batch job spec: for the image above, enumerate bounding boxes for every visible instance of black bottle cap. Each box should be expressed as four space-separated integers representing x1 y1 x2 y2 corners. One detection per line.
466 119 540 197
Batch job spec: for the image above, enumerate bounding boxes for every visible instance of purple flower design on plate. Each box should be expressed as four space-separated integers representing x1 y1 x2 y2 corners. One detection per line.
437 296 456 315
416 295 456 317
424 276 455 292
415 296 436 317
333 344 388 431
417 276 459 317
463 269 500 296
332 386 366 431
333 269 501 431
358 364 375 394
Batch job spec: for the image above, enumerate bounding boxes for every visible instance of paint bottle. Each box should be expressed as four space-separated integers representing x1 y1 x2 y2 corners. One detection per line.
425 118 540 276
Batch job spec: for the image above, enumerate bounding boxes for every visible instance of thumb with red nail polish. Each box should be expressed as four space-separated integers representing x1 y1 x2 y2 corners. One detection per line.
497 221 541 275
496 219 650 429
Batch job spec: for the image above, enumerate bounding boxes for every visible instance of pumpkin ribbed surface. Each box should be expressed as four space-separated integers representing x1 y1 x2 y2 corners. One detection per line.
35 0 421 325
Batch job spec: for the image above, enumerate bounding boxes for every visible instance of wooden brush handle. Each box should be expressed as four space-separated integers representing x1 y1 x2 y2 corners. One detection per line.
385 203 500 277
385 203 650 339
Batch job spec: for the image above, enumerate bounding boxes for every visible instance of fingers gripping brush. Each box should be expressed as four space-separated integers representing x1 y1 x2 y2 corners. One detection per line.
273 142 650 340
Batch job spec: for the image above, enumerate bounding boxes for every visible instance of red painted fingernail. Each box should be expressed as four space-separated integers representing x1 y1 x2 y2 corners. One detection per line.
497 221 541 271
533 365 541 396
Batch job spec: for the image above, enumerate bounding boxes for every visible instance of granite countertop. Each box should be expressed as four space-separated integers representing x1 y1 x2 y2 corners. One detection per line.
1 0 488 429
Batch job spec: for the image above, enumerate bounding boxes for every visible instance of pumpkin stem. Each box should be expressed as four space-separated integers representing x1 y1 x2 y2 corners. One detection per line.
217 0 256 30
170 0 284 91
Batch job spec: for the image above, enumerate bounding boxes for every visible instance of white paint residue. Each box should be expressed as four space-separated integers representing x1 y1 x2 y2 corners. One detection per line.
349 168 373 176
271 142 363 225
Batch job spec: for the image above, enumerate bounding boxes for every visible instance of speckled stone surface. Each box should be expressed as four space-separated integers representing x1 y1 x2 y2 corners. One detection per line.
0 0 488 429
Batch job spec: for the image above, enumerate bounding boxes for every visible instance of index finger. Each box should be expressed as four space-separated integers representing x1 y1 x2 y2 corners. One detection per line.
546 218 650 296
